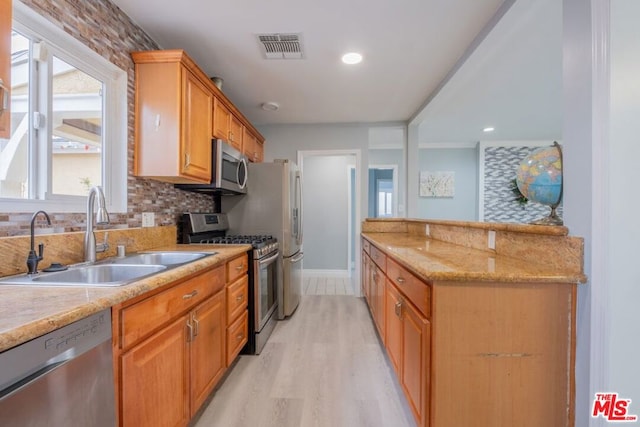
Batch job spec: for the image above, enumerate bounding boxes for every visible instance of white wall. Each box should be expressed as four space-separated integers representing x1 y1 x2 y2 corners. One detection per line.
302 155 352 270
416 146 477 220
608 0 640 409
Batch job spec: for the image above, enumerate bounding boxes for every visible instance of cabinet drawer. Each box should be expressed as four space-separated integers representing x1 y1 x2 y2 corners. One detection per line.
370 245 387 271
387 258 431 318
226 310 248 365
120 266 224 349
226 274 248 324
227 253 248 283
362 239 371 255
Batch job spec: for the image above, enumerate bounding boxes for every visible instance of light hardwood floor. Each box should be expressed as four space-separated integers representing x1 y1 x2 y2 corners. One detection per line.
303 275 355 296
194 293 415 427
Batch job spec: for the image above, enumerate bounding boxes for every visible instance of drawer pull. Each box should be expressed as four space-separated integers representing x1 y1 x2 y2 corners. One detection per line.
395 300 403 317
235 264 244 271
186 321 194 342
183 290 198 299
193 317 199 337
236 294 244 302
236 334 243 341
396 277 406 284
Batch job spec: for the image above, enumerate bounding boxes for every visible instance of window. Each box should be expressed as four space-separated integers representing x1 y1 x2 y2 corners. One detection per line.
0 2 127 212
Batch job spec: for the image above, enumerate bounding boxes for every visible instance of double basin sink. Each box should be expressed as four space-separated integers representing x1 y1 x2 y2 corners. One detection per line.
0 251 216 287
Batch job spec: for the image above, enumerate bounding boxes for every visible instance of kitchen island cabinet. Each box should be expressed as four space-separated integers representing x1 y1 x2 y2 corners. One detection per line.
361 218 585 427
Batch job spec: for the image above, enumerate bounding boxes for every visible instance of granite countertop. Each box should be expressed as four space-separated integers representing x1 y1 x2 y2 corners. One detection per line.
363 232 586 284
0 244 251 353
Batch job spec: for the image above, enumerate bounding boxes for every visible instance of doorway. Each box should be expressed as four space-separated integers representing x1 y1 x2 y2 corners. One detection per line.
368 165 398 218
297 150 361 297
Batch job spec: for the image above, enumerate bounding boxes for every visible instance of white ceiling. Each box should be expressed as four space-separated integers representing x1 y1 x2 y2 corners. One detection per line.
415 0 562 143
109 0 506 126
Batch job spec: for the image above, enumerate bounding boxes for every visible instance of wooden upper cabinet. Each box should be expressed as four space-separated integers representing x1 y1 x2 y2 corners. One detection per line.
132 51 212 184
182 70 212 181
243 127 264 162
228 114 243 151
133 49 265 179
212 97 230 140
0 0 11 139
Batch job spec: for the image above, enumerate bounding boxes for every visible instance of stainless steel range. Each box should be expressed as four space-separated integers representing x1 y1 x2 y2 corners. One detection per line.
179 213 278 354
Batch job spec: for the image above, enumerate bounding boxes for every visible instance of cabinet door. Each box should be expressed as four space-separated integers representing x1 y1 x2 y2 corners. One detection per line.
121 315 190 427
402 301 430 427
228 114 243 151
181 69 212 181
213 97 230 140
372 265 385 340
385 281 402 376
0 0 11 139
190 290 226 416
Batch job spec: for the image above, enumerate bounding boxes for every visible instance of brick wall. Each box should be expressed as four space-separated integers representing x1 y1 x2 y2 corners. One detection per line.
0 0 214 237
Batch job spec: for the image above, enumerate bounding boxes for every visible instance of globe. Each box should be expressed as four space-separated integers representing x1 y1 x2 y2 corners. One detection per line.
515 143 563 225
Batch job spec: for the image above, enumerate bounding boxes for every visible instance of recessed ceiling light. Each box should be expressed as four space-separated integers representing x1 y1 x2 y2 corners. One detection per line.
261 102 279 111
483 127 495 132
341 52 363 65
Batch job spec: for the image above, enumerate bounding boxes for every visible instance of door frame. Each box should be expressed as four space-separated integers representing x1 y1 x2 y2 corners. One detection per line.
297 149 362 297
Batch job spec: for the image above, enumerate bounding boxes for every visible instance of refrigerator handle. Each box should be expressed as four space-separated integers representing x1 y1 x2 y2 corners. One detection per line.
295 172 303 246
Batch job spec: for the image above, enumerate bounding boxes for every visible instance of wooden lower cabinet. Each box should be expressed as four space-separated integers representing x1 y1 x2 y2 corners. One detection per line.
401 298 430 426
121 315 190 427
114 260 248 427
361 237 577 427
190 290 226 415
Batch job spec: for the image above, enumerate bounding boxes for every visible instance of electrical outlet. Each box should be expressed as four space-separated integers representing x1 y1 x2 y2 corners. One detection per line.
141 212 155 227
488 230 496 250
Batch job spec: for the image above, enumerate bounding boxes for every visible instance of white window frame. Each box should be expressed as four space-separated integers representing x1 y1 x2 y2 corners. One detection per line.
0 2 127 213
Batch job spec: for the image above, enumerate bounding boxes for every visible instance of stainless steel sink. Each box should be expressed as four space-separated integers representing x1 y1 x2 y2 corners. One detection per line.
0 264 167 287
0 251 216 287
107 251 212 267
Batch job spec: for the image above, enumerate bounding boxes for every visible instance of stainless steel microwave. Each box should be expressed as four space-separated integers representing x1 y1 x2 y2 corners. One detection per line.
175 140 248 195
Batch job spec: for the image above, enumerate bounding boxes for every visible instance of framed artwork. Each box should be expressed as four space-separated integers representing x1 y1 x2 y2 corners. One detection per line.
420 171 455 197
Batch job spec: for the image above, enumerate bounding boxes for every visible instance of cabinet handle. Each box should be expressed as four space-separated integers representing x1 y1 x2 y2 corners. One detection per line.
235 264 244 271
186 320 194 342
395 300 403 317
396 277 406 284
0 78 8 112
236 294 244 302
193 316 199 337
236 334 243 341
183 290 198 299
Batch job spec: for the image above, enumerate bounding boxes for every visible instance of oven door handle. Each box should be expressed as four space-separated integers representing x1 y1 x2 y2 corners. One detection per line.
258 252 279 266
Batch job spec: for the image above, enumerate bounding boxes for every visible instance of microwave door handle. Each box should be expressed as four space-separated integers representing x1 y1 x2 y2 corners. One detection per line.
238 157 248 190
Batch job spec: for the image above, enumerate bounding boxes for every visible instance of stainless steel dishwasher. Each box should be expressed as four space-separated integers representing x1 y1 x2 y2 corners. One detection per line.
0 308 115 426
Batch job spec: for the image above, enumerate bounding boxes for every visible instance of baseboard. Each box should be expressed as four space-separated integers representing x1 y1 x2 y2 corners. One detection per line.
303 269 350 278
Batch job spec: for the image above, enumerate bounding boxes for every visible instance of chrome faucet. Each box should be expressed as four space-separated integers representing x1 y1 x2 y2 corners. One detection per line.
84 186 110 263
27 210 51 274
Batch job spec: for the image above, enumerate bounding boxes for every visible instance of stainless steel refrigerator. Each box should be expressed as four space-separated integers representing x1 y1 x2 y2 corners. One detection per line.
222 159 303 319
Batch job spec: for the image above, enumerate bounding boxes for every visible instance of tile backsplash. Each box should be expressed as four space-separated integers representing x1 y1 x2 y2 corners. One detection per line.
0 0 214 237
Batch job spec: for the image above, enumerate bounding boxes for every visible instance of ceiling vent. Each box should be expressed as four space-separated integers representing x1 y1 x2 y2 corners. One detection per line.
257 33 304 59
